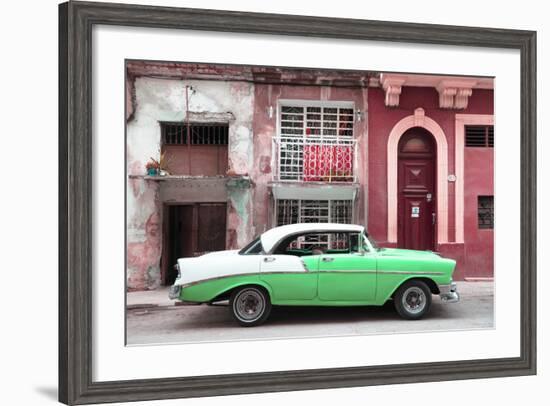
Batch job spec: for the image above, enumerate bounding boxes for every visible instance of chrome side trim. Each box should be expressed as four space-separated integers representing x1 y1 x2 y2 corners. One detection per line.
377 270 444 276
309 270 442 275
318 269 377 274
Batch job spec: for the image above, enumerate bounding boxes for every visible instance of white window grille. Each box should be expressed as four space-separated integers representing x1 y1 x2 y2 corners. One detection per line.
275 103 357 182
276 199 353 249
280 105 354 138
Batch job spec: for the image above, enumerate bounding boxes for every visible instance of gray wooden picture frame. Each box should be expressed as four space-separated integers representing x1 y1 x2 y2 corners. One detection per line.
59 1 537 404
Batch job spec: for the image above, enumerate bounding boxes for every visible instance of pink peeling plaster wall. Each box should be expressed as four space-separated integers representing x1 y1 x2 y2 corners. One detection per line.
252 84 369 232
126 158 162 290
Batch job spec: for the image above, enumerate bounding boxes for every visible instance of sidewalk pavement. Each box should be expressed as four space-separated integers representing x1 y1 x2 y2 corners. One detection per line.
126 281 493 308
127 286 174 309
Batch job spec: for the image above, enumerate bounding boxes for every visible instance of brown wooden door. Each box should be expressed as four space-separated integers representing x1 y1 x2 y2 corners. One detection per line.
163 203 227 285
397 128 436 251
196 204 227 255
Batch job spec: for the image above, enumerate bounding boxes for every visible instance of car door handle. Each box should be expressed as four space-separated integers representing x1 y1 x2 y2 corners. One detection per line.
322 257 334 262
263 257 276 263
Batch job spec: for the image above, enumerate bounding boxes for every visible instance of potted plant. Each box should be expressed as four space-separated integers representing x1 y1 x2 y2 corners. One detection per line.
145 159 160 176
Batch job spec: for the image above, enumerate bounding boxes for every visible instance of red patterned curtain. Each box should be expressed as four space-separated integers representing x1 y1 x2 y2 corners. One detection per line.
303 143 353 182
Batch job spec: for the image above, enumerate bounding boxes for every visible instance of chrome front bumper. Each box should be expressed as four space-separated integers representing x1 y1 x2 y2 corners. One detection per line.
168 285 181 300
439 282 460 303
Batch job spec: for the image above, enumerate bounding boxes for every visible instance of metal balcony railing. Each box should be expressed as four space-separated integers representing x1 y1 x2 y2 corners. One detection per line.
272 135 357 182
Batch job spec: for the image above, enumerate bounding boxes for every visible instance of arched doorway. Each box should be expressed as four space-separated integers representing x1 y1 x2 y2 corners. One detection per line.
397 127 436 250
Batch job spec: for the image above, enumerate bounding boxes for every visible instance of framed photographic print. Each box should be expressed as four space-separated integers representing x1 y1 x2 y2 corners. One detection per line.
59 1 536 404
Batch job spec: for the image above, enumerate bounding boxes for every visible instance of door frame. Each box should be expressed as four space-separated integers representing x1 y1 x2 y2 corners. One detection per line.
387 108 449 245
161 202 227 285
396 130 436 250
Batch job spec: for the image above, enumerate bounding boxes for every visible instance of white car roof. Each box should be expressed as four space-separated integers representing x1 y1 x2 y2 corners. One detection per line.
260 223 365 253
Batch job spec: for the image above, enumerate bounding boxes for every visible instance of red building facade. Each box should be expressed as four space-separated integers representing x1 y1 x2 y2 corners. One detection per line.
126 62 494 290
367 77 494 280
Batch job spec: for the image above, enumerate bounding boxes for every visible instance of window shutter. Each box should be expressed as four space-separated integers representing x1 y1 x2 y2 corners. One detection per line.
465 125 494 147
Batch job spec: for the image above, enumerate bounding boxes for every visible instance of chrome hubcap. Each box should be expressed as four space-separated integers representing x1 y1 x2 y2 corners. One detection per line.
235 289 265 321
402 286 426 314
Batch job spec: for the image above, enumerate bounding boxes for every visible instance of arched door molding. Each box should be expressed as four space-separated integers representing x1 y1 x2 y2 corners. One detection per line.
387 108 448 244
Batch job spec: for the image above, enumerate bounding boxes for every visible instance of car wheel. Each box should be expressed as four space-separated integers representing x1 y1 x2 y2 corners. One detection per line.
230 286 272 327
394 280 432 320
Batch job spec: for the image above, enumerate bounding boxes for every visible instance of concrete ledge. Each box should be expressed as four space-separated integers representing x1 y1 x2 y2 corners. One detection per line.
270 181 359 200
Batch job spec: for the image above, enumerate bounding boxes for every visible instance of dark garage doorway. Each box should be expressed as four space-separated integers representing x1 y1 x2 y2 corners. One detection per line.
162 203 227 285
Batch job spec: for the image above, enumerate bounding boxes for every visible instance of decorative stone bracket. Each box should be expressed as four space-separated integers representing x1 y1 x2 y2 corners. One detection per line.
436 80 477 110
380 74 480 110
381 75 407 107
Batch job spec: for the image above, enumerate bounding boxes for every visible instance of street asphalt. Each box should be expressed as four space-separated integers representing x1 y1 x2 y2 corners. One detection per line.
126 281 494 345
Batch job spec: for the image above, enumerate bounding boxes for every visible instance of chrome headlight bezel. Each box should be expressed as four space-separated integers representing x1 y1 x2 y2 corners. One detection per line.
168 285 181 300
174 262 181 279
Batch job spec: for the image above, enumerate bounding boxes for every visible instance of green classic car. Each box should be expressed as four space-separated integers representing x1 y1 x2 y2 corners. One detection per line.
169 223 459 326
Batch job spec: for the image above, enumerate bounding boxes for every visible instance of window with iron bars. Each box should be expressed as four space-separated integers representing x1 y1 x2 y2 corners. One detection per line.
465 125 494 148
160 122 229 176
277 103 356 182
478 196 494 229
161 122 229 145
276 199 353 249
280 105 354 138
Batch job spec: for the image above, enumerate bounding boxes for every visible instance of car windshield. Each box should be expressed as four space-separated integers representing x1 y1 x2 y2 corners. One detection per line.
366 233 381 251
238 236 263 255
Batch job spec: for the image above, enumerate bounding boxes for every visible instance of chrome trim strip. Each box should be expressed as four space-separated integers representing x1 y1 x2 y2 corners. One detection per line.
318 270 444 276
176 269 444 289
318 270 377 274
377 270 444 276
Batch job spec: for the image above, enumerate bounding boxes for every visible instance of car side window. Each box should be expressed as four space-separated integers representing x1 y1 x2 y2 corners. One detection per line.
277 232 361 257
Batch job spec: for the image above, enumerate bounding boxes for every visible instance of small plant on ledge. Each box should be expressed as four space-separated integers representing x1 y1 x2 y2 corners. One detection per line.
146 151 172 176
145 159 160 176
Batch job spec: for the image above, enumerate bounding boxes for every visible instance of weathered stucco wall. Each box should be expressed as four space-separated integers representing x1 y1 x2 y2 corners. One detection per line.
127 77 254 290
